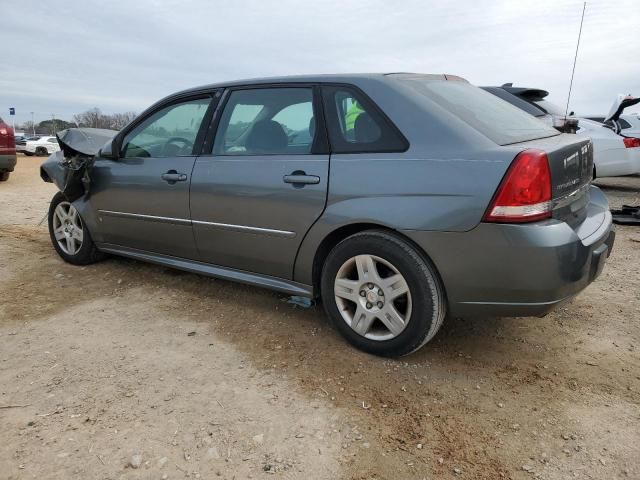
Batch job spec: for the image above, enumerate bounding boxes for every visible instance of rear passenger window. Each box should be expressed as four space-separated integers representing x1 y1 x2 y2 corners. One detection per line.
214 88 316 155
322 86 408 153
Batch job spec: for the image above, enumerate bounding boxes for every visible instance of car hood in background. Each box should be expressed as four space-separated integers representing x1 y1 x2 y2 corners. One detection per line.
56 128 118 157
604 94 640 123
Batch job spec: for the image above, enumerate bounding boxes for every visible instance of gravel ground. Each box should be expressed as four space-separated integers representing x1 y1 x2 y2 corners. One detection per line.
1 154 639 480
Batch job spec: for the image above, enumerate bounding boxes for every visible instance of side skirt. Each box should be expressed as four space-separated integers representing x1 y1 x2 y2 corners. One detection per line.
97 243 314 298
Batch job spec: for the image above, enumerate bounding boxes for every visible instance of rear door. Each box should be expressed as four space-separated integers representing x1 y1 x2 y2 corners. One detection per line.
90 95 215 259
190 85 329 279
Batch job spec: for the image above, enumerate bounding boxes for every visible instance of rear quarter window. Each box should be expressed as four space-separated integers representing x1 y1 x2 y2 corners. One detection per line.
400 79 559 145
321 85 408 153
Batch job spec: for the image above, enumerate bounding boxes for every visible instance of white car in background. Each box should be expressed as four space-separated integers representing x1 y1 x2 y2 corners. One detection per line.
577 95 640 178
23 136 60 156
576 119 640 177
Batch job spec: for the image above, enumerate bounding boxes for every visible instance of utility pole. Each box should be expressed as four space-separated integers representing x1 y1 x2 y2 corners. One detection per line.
30 112 35 135
51 113 56 135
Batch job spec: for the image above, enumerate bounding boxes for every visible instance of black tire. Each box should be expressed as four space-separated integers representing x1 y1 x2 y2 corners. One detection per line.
320 230 446 357
35 147 48 156
48 192 105 265
0 172 9 182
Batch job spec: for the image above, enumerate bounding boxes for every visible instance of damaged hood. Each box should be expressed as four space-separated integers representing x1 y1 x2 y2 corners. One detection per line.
42 128 119 199
604 94 640 123
56 128 118 157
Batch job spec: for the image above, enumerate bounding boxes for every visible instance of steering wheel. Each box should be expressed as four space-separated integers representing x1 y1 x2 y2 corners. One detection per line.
163 136 194 156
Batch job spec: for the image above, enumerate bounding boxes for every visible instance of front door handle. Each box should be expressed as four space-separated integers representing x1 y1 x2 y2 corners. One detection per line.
283 171 320 186
161 170 188 184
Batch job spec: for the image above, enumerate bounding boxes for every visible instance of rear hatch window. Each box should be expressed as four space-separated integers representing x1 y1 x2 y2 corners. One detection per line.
398 78 560 145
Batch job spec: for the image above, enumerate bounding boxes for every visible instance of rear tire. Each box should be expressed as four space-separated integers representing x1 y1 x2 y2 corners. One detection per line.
35 147 48 156
320 230 446 357
0 172 9 182
48 192 105 265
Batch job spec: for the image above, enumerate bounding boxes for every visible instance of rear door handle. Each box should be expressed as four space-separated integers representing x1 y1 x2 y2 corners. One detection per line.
161 170 188 184
283 171 320 186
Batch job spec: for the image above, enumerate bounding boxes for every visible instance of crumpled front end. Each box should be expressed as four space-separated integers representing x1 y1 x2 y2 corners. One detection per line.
40 128 117 199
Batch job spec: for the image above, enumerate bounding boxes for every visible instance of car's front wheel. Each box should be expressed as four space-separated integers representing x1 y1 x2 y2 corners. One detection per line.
0 172 9 182
48 192 105 265
320 230 446 357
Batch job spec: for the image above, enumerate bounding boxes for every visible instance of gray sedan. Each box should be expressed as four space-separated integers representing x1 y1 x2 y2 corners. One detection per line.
41 74 614 357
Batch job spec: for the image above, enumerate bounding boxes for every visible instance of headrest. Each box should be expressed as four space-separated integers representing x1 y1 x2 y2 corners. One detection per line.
246 120 288 153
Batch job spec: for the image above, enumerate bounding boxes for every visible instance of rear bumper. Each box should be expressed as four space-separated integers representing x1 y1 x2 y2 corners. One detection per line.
404 186 614 318
0 153 17 172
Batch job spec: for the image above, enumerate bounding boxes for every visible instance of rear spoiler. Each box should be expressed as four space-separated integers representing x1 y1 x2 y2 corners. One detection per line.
501 84 549 101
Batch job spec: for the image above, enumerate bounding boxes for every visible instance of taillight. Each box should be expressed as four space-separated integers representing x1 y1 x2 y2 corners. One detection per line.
0 128 6 135
484 149 552 223
623 137 640 148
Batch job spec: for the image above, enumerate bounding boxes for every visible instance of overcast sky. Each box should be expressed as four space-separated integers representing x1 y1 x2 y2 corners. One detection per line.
1 0 638 125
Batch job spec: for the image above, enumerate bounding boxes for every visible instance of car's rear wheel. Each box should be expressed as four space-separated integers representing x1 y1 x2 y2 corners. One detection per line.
0 172 9 182
35 146 48 156
48 192 105 265
320 230 446 357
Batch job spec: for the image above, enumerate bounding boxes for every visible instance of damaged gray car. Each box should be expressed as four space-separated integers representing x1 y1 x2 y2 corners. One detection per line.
41 74 614 357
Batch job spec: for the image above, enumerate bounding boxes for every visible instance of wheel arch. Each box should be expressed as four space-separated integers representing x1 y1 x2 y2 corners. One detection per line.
306 222 446 301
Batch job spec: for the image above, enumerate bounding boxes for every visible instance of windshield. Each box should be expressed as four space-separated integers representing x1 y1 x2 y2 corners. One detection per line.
400 78 559 145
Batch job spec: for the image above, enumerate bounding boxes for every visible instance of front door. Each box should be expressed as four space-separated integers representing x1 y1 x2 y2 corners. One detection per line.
190 86 329 279
90 96 213 259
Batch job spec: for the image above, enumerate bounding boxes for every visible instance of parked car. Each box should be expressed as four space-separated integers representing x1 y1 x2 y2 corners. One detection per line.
41 74 614 357
24 136 60 156
482 84 578 133
575 119 640 177
576 95 640 177
16 135 40 153
0 116 17 181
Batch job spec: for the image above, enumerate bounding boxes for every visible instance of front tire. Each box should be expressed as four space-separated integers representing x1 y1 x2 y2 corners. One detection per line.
0 172 9 182
48 192 104 265
320 230 446 357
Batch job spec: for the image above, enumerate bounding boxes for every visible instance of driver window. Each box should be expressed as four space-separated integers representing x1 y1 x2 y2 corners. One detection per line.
121 97 211 158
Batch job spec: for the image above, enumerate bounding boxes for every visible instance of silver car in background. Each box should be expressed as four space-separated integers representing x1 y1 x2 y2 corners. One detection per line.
41 74 614 357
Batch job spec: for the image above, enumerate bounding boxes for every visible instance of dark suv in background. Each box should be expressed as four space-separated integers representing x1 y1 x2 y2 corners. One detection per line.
482 84 579 134
0 116 17 181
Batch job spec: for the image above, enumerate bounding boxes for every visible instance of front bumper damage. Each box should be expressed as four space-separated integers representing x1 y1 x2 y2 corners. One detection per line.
40 128 117 199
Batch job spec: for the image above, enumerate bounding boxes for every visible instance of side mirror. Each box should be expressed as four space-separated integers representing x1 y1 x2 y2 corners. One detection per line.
98 139 118 159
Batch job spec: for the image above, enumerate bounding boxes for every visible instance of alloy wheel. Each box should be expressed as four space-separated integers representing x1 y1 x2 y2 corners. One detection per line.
52 202 84 255
334 254 412 341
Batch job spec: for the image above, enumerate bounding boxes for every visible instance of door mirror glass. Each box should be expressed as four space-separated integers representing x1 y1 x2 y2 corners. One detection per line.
121 97 211 158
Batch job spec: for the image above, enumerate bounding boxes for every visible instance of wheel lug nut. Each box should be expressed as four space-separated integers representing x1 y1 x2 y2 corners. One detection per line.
366 302 372 309
378 289 383 296
368 283 374 289
359 290 366 297
377 301 383 308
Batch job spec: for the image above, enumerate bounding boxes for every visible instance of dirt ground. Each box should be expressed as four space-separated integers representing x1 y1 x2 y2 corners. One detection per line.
1 154 639 480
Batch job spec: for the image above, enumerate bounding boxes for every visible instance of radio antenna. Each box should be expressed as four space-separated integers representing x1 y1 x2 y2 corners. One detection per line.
564 2 587 120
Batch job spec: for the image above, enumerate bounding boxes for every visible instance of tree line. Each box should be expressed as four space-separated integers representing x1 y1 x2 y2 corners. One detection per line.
18 108 137 135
